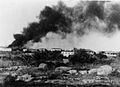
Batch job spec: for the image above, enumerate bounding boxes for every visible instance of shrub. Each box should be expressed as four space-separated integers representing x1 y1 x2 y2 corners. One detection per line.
69 49 97 64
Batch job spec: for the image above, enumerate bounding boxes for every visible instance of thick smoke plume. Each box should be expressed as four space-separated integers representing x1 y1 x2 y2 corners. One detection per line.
9 1 120 51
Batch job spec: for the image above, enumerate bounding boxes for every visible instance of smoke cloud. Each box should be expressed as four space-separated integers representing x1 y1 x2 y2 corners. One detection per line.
9 1 120 51
25 32 75 50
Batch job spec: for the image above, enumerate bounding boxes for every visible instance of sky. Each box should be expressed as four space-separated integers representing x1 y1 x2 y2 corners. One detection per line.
0 0 120 51
0 0 79 46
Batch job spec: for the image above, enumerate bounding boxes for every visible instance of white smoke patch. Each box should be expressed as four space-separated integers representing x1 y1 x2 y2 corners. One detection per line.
25 32 76 50
80 30 120 51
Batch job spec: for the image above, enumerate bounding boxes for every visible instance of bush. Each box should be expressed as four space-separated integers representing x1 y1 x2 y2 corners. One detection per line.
69 49 97 64
32 50 63 66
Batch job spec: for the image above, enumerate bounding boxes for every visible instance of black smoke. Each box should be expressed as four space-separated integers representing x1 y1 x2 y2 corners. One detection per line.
85 1 105 20
9 4 72 47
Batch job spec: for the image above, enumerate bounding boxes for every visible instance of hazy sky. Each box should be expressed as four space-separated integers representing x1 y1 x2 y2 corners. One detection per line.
0 0 79 46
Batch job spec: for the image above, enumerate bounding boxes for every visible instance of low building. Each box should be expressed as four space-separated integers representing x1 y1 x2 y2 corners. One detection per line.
49 48 62 51
37 48 47 52
61 50 74 57
104 51 117 57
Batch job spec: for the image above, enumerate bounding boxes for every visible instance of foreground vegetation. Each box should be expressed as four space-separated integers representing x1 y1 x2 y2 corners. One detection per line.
0 48 119 87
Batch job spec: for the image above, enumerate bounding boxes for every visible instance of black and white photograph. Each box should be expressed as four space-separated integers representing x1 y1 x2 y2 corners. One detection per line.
0 0 120 87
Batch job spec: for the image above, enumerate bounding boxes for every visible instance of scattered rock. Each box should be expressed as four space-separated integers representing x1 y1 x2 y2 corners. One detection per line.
97 65 113 75
39 63 47 70
88 69 97 74
79 70 88 75
55 66 71 73
68 70 77 74
11 72 17 77
6 66 19 71
63 59 69 64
